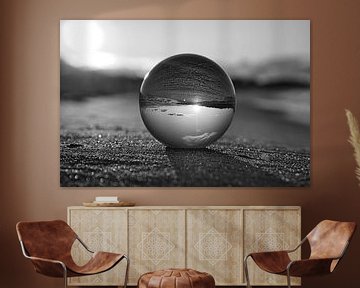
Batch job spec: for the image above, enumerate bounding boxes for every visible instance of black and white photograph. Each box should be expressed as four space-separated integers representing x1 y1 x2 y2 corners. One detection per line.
60 20 310 187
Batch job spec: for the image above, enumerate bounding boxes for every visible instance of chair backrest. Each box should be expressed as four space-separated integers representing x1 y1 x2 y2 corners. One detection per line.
16 220 77 261
307 220 356 261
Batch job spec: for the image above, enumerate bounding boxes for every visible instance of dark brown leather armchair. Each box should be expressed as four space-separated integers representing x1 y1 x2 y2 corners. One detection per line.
16 220 129 288
244 220 356 288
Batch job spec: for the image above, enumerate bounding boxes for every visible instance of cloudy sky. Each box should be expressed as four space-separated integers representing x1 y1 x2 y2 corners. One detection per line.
60 20 309 74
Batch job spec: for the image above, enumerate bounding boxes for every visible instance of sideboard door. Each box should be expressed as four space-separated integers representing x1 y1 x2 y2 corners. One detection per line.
128 209 186 284
243 208 301 286
186 209 243 285
68 208 127 286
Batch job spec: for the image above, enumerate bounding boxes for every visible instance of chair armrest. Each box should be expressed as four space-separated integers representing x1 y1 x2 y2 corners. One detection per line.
287 258 336 277
245 237 306 259
76 236 94 253
287 241 350 277
19 240 67 277
246 251 292 274
285 237 307 253
247 250 290 258
26 255 65 266
25 255 67 277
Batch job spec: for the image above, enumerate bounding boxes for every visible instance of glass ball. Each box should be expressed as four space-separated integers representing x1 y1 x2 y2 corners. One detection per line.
139 53 236 148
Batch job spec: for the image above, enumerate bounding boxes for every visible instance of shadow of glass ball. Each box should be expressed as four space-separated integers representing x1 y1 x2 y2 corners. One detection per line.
139 53 236 148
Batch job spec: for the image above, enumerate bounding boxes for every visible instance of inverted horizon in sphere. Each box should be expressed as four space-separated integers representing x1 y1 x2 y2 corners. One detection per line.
140 54 236 148
141 105 234 148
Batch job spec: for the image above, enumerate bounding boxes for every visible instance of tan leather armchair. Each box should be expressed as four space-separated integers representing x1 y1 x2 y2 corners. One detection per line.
244 220 356 288
16 220 129 288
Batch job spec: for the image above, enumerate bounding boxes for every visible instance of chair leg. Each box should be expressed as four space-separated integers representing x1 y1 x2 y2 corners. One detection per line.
286 269 291 288
62 264 68 288
123 255 130 288
244 255 252 288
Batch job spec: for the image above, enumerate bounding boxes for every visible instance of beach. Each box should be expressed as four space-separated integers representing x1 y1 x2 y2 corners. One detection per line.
60 90 310 187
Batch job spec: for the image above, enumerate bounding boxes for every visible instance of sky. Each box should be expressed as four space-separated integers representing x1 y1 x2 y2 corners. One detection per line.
60 20 310 74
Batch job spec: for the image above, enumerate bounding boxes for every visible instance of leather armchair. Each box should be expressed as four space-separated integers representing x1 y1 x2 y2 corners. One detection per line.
244 220 356 288
16 220 129 288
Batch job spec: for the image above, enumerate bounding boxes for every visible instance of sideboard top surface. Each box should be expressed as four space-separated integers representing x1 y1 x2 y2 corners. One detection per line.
68 205 301 210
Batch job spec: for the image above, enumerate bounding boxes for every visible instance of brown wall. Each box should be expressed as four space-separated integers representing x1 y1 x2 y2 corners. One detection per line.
1 0 360 287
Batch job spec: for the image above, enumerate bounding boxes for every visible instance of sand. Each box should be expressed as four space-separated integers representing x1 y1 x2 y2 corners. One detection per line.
60 130 310 187
60 91 310 187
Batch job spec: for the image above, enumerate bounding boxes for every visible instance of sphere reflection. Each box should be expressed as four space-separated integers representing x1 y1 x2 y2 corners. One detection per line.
139 54 235 148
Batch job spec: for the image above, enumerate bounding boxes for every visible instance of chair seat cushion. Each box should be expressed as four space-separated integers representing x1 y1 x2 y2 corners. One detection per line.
138 268 215 288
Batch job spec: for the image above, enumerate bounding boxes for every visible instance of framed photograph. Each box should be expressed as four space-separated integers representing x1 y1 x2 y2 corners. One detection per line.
60 20 310 187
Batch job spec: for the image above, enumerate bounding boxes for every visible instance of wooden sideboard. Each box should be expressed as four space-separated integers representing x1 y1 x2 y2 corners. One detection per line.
67 206 301 286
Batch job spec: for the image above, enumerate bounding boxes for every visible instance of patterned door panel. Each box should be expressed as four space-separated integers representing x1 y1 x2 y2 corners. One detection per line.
128 209 186 284
244 209 301 286
187 209 243 285
68 208 127 286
